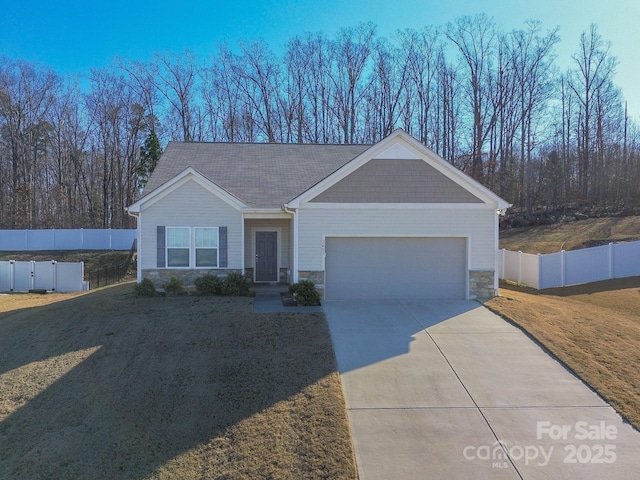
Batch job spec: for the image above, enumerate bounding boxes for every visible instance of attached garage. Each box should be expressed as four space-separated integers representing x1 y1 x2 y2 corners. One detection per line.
324 237 467 300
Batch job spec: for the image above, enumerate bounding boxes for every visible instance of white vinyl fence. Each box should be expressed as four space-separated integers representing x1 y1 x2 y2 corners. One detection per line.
0 260 87 292
0 229 136 251
499 240 640 289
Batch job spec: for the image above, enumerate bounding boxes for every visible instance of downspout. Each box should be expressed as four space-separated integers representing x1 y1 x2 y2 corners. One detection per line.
283 204 298 283
126 208 142 283
495 207 507 295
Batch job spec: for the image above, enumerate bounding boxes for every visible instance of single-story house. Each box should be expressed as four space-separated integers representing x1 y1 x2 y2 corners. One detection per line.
126 129 511 300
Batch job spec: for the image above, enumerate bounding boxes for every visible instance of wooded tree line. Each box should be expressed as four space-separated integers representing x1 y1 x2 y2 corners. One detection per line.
1 15 639 229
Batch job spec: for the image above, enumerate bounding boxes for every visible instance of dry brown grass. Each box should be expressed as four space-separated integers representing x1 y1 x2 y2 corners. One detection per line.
0 283 356 480
485 277 640 430
500 216 640 253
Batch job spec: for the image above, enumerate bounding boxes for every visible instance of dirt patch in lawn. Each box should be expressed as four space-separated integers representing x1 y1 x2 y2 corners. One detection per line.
500 216 640 253
0 283 356 479
485 277 640 430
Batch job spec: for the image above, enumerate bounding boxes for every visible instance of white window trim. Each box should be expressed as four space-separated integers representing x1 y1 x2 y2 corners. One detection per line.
166 226 191 268
166 226 221 269
194 227 220 268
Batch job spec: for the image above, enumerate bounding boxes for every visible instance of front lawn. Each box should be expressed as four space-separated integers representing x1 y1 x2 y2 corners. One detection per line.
0 284 356 479
486 277 640 431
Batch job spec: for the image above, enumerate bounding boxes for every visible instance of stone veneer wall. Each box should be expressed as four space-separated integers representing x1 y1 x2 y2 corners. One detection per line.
469 270 496 299
298 271 325 295
297 270 495 299
298 270 324 284
143 269 244 290
144 267 290 289
243 267 289 284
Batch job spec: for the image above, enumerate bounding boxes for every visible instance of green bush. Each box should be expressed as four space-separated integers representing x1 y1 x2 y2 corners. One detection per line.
163 275 185 295
194 273 222 295
221 271 251 296
134 278 157 297
289 280 321 306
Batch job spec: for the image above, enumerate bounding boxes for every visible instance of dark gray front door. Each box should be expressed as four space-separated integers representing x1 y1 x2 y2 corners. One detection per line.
255 231 278 282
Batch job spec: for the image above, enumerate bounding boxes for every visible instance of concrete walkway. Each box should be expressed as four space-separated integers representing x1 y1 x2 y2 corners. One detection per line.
324 299 640 479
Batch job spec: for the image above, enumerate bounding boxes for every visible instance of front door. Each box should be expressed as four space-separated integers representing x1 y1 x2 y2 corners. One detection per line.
255 231 278 282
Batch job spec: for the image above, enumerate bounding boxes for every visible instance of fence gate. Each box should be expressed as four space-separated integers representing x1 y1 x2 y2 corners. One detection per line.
0 260 86 292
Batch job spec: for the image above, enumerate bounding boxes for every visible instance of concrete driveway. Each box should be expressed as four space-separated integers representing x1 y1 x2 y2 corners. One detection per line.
324 300 640 479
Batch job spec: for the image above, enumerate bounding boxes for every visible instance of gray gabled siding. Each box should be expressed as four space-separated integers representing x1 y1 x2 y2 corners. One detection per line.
310 159 483 203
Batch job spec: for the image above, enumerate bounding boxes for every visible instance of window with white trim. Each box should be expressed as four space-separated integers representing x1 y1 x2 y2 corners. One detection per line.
166 227 190 267
165 226 220 268
195 227 219 267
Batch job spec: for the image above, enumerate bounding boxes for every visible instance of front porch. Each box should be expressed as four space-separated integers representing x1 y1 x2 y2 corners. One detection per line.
243 214 293 284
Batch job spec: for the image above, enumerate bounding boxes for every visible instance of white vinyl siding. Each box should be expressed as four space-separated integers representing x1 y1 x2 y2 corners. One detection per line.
139 179 242 270
296 206 496 271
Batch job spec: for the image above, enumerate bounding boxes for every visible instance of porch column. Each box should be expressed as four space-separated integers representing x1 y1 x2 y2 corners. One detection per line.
240 213 245 275
286 207 299 283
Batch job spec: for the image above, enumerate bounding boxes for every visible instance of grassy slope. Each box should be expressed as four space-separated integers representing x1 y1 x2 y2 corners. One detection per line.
0 284 356 480
499 216 640 254
486 278 640 431
493 216 640 430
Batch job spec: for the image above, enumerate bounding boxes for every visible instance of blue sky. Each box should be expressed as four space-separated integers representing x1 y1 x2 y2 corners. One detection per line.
2 0 639 117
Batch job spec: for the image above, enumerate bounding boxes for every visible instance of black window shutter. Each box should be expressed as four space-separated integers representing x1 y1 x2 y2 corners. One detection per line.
219 226 227 268
157 226 166 268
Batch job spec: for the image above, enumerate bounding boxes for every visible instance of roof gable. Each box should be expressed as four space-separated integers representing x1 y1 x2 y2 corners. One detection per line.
288 129 511 209
127 168 246 213
310 158 483 203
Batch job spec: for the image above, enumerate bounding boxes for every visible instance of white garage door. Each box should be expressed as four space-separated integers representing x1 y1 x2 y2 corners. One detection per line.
325 237 467 300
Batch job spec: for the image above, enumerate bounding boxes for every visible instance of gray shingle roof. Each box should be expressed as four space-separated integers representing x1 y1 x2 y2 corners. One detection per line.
142 142 371 208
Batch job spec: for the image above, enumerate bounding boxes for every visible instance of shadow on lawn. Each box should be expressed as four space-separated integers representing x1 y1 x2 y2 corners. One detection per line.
500 276 640 297
0 285 337 479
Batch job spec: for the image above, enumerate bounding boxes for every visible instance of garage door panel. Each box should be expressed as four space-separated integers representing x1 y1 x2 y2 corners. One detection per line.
325 237 466 300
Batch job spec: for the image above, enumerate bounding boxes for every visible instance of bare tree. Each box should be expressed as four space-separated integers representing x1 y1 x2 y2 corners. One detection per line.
508 22 560 212
329 23 376 143
446 14 499 180
366 37 410 141
568 24 618 200
0 59 58 227
151 50 200 141
397 27 441 146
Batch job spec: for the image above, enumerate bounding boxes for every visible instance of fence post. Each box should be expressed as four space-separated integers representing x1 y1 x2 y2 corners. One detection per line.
518 251 522 285
537 253 541 290
9 260 14 291
609 242 614 279
561 250 566 287
52 260 57 292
